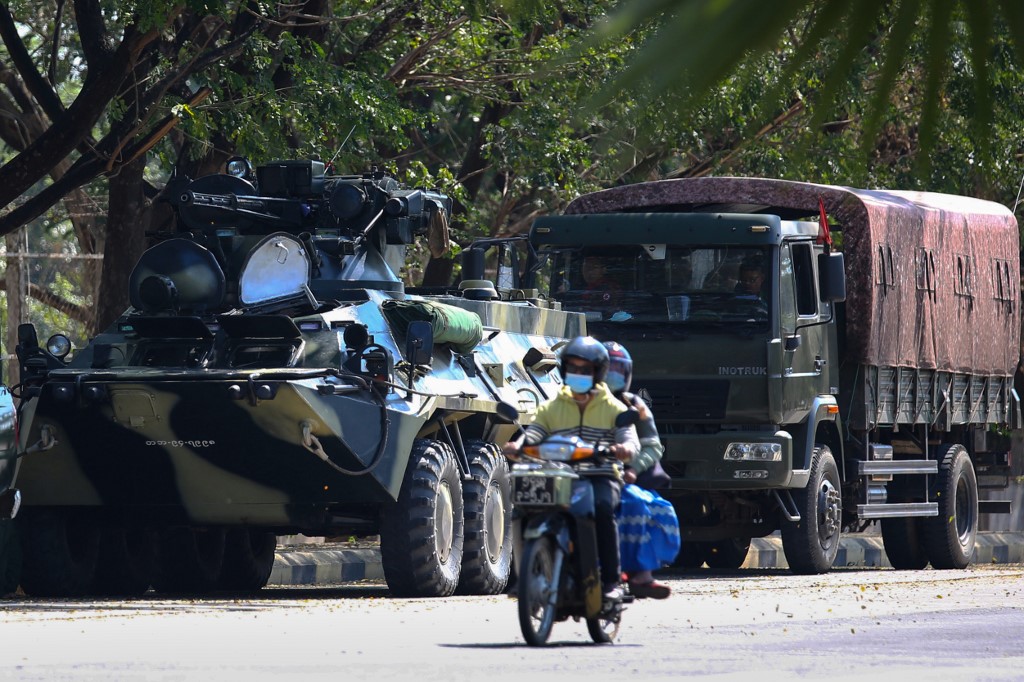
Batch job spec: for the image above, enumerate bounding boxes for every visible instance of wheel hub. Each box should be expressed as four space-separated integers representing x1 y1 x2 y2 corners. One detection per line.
435 481 454 564
818 480 841 542
483 481 505 562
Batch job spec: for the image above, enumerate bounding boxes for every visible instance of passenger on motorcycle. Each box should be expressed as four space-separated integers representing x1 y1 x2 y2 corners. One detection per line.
604 341 679 599
504 336 639 598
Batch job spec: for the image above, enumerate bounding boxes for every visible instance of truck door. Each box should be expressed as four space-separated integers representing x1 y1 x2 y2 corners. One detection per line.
778 241 829 422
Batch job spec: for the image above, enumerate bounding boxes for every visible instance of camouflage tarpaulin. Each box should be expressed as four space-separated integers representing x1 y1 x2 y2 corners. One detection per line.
566 178 1020 375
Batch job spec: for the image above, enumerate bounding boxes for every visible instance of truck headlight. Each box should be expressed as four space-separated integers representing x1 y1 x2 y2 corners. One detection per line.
724 442 782 462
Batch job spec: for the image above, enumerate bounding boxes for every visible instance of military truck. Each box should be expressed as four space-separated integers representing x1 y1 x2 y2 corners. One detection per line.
527 177 1017 574
12 158 580 597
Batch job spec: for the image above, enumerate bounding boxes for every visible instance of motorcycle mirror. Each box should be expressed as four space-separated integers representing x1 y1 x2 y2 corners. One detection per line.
493 401 520 425
615 409 640 428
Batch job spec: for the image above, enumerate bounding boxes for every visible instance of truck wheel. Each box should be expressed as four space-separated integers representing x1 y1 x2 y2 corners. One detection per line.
673 542 707 568
152 527 226 594
19 508 100 597
880 517 928 570
457 440 512 595
218 529 277 592
921 444 978 569
94 528 158 596
705 537 751 569
381 439 464 597
781 445 842 574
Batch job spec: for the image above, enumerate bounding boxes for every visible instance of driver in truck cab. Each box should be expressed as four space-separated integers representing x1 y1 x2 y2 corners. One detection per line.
503 336 640 599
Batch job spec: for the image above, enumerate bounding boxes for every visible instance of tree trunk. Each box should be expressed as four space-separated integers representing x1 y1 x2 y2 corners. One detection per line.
4 231 24 387
92 157 149 334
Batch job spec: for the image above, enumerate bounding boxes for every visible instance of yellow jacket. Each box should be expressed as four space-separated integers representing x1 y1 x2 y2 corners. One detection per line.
523 383 640 458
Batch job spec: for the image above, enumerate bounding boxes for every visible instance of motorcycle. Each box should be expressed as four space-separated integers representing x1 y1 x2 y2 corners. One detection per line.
511 411 638 646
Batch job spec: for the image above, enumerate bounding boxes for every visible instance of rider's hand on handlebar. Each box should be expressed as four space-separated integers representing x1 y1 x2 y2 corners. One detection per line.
608 443 632 461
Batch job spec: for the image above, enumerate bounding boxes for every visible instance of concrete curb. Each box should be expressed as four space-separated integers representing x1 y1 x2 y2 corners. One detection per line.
269 532 1024 586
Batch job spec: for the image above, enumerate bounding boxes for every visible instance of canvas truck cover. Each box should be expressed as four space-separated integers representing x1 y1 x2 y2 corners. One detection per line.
565 177 1020 376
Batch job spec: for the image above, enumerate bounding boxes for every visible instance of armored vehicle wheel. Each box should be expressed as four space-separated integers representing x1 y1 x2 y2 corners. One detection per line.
380 440 464 597
18 508 100 597
673 541 707 568
218 529 277 592
781 445 842 574
153 527 226 594
518 536 559 646
457 440 512 595
921 444 978 569
704 537 751 569
880 516 929 570
94 528 158 596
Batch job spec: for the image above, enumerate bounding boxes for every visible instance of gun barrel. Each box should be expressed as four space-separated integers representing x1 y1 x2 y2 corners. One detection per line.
181 190 268 213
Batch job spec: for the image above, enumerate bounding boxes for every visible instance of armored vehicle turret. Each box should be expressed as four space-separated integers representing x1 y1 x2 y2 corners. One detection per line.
12 159 582 597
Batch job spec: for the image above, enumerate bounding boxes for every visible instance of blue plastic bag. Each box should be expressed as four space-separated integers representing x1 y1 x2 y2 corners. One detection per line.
617 483 681 573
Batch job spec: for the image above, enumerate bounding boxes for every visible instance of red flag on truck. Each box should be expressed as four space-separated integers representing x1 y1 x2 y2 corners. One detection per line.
818 197 833 252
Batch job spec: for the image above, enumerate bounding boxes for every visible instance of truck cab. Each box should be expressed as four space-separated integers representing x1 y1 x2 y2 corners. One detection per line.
529 177 1017 574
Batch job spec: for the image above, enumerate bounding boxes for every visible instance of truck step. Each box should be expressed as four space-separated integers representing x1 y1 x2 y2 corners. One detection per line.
857 460 938 475
856 502 938 519
979 500 1012 514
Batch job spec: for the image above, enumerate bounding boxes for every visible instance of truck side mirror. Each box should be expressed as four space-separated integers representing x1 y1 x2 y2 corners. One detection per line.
405 320 434 365
818 252 846 303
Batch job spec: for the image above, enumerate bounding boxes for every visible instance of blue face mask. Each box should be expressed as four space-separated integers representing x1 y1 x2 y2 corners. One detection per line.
564 372 595 394
605 371 626 393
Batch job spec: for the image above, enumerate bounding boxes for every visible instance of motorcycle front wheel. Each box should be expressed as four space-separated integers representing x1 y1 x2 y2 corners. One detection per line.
517 536 560 646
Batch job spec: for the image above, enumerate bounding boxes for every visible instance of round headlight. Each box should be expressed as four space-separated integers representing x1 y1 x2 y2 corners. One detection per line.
46 334 72 359
225 156 253 179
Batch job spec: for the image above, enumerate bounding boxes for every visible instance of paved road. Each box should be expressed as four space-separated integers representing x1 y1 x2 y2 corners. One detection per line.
2 565 1022 681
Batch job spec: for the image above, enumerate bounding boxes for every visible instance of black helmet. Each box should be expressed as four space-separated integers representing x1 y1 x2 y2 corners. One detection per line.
603 341 632 393
559 336 610 383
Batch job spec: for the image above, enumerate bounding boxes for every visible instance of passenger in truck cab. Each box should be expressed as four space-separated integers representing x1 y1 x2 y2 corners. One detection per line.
580 256 622 309
736 257 766 297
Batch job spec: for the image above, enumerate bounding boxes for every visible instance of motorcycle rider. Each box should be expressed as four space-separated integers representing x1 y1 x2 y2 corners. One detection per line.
604 341 677 599
504 336 639 599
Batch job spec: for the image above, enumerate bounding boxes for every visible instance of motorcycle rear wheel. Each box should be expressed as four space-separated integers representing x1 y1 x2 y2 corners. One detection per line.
586 610 620 644
518 536 560 646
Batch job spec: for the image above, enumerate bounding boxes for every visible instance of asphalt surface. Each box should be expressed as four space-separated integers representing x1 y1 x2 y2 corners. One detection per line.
269 531 1024 585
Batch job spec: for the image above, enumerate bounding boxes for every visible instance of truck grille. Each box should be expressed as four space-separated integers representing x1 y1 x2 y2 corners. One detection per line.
635 379 730 421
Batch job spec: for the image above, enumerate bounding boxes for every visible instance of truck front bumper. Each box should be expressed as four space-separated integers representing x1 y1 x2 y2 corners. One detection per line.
661 430 808 490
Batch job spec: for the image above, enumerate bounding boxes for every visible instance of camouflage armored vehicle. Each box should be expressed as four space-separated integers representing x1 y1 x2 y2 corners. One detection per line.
528 178 1017 574
13 158 581 597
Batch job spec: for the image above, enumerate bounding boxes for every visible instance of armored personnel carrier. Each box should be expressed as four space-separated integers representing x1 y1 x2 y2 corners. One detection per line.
13 158 581 598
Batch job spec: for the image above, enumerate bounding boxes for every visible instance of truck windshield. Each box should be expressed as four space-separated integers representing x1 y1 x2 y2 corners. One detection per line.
542 244 770 329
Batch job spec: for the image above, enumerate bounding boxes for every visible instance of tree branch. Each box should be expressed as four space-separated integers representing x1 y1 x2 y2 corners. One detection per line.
0 279 92 327
0 2 65 120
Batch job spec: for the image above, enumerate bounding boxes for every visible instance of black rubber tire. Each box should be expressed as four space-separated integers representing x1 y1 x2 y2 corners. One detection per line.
518 536 559 646
781 445 842 575
18 508 101 597
586 609 621 644
457 440 512 595
880 516 929 570
704 537 752 569
94 528 158 596
673 541 707 568
921 444 978 570
218 529 277 592
380 440 464 597
152 527 226 594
